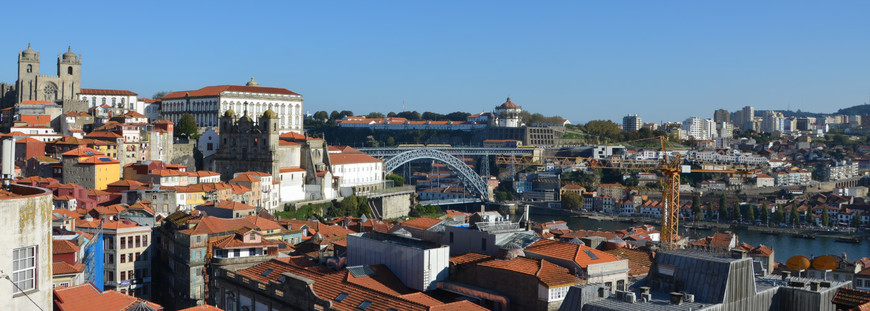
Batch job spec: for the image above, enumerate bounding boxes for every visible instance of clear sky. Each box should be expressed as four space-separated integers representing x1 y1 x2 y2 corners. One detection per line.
2 1 869 124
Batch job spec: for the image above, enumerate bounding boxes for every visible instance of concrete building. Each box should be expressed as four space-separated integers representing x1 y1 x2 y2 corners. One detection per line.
77 89 140 113
681 117 716 140
0 184 54 311
444 220 539 256
195 200 256 219
161 78 303 134
60 147 121 190
76 218 153 298
493 97 523 127
622 114 642 132
762 110 786 133
346 231 450 291
714 108 730 124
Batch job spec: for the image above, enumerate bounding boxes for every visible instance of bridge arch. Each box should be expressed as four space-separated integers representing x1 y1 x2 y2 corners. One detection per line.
383 149 489 201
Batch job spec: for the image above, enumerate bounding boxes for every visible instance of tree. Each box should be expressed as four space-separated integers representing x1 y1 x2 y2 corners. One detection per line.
175 113 198 138
822 206 830 227
313 111 329 122
790 204 800 225
396 111 421 121
804 207 814 224
339 110 354 119
387 112 397 117
760 203 770 224
329 111 341 121
385 136 396 147
561 192 583 210
691 196 702 221
718 197 729 221
385 173 404 186
585 120 621 140
367 112 385 119
421 111 444 121
773 205 785 224
851 212 861 228
152 91 170 100
445 111 470 121
733 203 742 222
746 204 756 222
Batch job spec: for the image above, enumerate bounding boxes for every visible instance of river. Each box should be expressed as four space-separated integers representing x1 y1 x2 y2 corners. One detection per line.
528 214 870 262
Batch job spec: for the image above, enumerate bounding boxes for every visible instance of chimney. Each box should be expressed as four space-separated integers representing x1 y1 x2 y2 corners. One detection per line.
781 271 791 281
1 138 14 190
809 282 819 291
480 204 485 213
639 286 651 295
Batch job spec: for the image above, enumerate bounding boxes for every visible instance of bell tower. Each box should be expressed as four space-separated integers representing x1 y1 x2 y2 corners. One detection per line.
17 44 40 103
57 46 81 100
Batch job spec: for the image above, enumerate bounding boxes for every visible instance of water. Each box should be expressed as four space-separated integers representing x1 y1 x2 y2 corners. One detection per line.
529 214 870 262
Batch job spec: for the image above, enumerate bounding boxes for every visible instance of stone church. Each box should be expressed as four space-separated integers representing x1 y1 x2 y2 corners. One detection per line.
0 44 82 106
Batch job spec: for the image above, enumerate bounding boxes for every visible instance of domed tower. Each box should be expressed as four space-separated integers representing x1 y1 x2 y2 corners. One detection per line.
246 77 259 87
17 44 40 103
493 97 522 127
57 46 81 100
260 108 279 133
220 109 236 133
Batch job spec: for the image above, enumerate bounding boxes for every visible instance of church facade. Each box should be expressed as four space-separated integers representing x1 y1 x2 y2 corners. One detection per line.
15 44 82 104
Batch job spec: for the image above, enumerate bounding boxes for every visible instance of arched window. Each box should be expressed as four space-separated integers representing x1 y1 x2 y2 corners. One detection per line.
67 66 73 75
26 64 32 73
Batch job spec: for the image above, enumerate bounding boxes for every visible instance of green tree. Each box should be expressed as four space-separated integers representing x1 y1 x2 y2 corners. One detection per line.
717 195 729 221
367 112 385 118
790 204 800 225
691 196 702 221
733 203 742 221
561 192 583 210
851 212 861 227
804 207 814 224
313 111 329 122
175 113 198 138
746 204 755 222
385 136 396 147
760 203 770 224
152 91 170 100
385 173 405 186
822 206 830 227
773 205 784 224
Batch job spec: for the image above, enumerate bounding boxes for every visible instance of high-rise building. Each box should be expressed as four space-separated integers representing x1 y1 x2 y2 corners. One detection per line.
713 109 730 124
622 114 642 131
761 111 785 133
680 117 716 140
733 106 755 131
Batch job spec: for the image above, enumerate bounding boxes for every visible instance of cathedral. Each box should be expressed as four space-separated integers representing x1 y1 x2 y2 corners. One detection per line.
0 44 82 105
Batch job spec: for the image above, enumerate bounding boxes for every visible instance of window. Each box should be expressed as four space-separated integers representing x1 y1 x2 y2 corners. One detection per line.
121 254 127 263
121 271 127 281
335 293 349 302
67 66 73 75
121 238 127 249
26 64 32 73
12 246 37 292
135 236 141 248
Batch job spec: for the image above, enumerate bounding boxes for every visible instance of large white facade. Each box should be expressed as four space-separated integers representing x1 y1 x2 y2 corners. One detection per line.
77 89 141 114
160 79 304 134
0 185 54 311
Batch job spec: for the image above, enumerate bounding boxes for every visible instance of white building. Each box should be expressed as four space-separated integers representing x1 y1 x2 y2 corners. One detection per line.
493 97 522 127
138 98 160 121
681 117 716 140
76 219 153 298
196 127 220 159
78 89 141 114
278 167 306 203
328 146 384 196
161 78 304 134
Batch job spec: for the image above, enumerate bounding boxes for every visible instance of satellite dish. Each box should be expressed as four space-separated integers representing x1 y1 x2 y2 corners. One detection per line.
812 255 838 270
786 255 811 270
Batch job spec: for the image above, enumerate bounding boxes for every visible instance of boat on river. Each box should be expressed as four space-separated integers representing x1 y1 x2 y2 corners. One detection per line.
834 237 862 244
791 233 816 239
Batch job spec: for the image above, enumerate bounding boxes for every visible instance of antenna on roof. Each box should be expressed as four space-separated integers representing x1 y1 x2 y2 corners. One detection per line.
1 138 14 190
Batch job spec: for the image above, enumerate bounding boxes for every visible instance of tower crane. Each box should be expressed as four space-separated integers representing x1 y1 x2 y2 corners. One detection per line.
497 136 752 250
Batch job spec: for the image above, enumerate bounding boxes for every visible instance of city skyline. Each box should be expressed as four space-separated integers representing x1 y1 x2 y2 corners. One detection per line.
2 1 870 123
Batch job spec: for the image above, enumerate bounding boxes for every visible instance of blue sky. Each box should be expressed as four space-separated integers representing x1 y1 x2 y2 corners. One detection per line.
2 1 869 124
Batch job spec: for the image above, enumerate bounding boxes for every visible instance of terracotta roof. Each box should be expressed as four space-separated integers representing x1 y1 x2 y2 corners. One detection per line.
329 152 382 165
79 88 137 96
831 288 870 310
212 200 255 211
400 217 443 230
234 257 483 311
605 248 652 277
477 257 577 288
53 239 80 255
230 174 259 182
178 306 223 311
53 283 162 311
279 167 306 173
162 85 299 99
524 239 620 268
189 170 221 177
107 180 145 187
212 231 278 249
52 262 85 275
449 252 491 266
20 100 54 105
75 219 142 230
61 147 105 157
78 155 120 165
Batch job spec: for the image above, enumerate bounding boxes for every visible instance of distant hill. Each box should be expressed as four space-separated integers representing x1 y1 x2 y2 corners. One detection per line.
836 103 870 116
755 103 870 119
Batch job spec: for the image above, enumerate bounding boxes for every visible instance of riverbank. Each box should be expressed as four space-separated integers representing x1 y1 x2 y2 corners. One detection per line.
569 211 867 241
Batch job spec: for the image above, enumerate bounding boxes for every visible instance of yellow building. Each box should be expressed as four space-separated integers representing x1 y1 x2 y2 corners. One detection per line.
60 147 121 190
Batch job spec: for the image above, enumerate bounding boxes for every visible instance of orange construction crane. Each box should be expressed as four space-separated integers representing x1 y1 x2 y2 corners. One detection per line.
497 136 752 250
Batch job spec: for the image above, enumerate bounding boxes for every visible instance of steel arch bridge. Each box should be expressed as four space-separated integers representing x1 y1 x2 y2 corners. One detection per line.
383 149 490 201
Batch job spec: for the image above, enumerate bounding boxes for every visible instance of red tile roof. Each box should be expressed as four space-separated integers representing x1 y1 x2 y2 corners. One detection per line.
53 283 162 311
178 306 223 311
52 262 85 275
329 152 382 165
53 239 80 255
163 85 299 99
477 257 578 288
79 88 137 96
399 217 442 230
20 100 54 105
212 200 255 211
524 239 620 268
